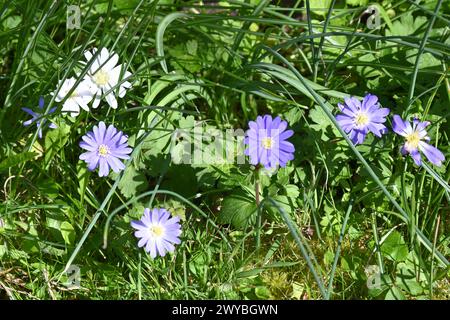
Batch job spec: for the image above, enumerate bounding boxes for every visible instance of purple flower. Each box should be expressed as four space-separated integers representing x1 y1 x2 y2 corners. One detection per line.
244 115 295 169
79 121 132 177
336 94 390 144
392 115 445 167
131 208 182 258
22 96 57 139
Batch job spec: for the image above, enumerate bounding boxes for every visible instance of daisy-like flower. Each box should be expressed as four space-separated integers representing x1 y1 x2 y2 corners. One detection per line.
22 96 57 139
54 77 94 117
244 115 295 169
79 121 132 177
131 208 182 258
392 115 445 166
336 94 390 144
82 47 132 109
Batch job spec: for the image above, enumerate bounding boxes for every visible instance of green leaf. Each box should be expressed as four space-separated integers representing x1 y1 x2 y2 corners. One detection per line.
143 73 187 106
36 177 59 199
271 195 293 216
218 193 257 229
76 160 90 204
406 49 441 68
385 286 406 300
345 0 369 6
188 251 208 277
309 0 332 16
381 231 408 262
386 13 427 37
2 15 22 29
179 115 196 129
255 286 271 299
309 104 335 140
0 244 7 259
161 165 197 198
346 0 368 6
156 12 189 73
285 184 300 199
168 43 202 73
113 0 139 11
60 221 75 245
0 152 37 173
186 40 198 55
165 199 186 220
396 275 423 296
44 122 70 166
118 165 148 199
323 249 334 266
395 251 428 285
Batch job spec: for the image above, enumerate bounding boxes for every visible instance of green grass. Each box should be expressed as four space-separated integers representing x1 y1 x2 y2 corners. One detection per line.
0 0 449 300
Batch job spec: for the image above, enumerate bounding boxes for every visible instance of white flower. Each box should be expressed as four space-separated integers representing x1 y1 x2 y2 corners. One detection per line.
54 77 94 117
83 47 132 109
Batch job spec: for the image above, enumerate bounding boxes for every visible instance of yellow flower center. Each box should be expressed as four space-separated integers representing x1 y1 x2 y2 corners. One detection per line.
261 137 274 150
93 70 110 86
405 131 420 150
98 144 110 157
150 225 164 238
355 112 369 126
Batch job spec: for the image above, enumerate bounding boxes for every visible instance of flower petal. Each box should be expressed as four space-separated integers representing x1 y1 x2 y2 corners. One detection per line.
410 149 422 166
106 156 125 173
361 93 378 111
418 141 445 166
344 97 361 113
22 107 36 117
105 93 118 109
392 115 408 137
39 97 45 109
98 157 109 177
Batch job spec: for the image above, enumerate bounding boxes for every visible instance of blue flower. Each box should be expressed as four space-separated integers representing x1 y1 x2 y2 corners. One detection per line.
244 115 295 169
79 121 132 177
392 115 445 167
131 208 182 258
336 94 390 144
22 97 57 139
